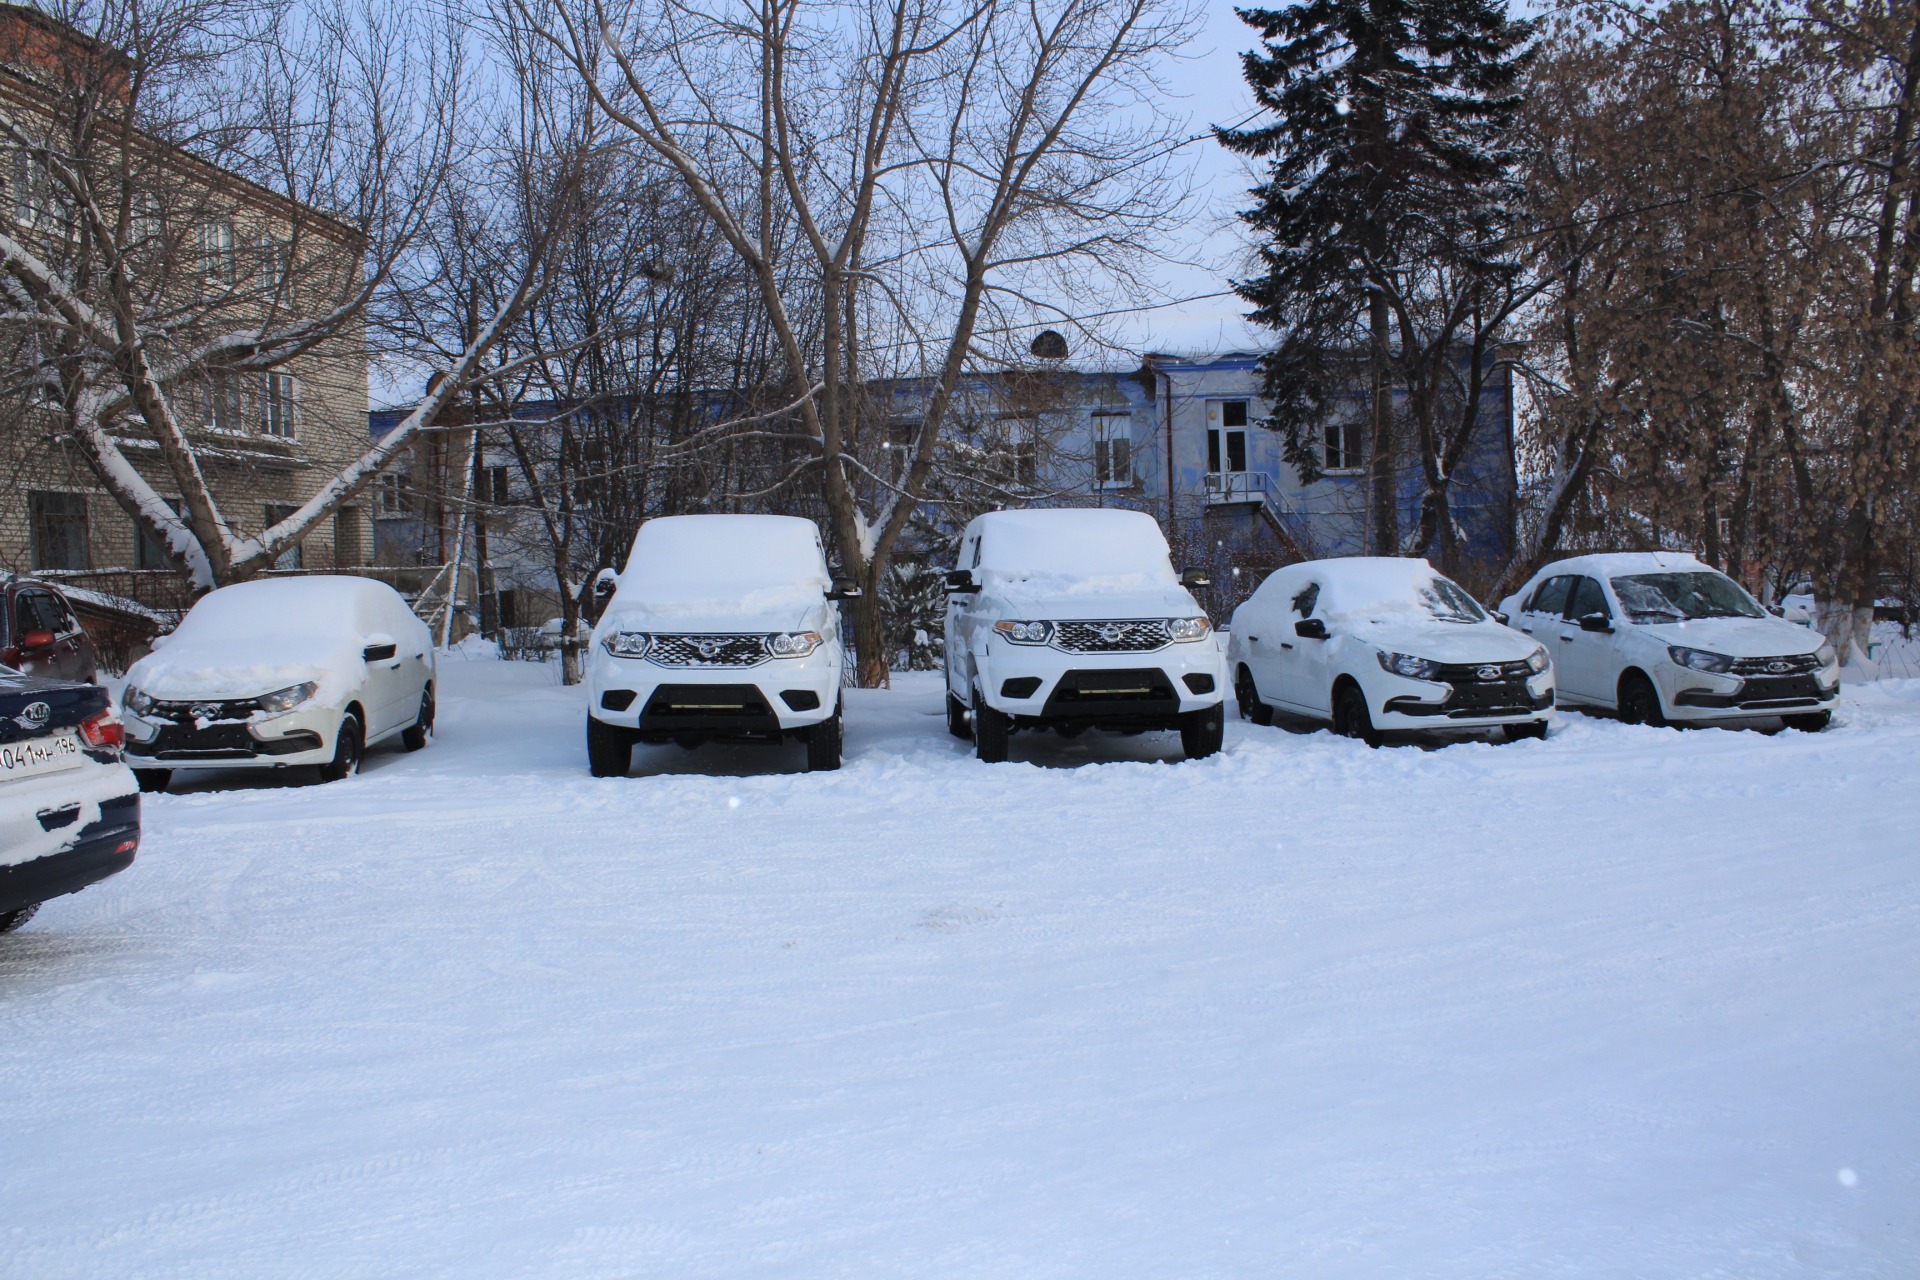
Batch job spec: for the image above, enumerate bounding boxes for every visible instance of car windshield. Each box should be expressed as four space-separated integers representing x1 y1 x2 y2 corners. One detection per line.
1610 571 1763 622
1321 563 1488 623
1420 577 1488 623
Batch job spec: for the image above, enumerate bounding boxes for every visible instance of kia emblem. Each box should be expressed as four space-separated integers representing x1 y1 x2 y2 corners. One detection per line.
19 701 49 728
1476 665 1500 681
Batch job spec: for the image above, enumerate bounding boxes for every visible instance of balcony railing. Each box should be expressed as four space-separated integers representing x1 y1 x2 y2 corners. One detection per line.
1202 470 1271 504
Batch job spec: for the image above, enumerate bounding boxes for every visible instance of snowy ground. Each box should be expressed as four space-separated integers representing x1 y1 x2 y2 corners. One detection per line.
4 658 1916 1278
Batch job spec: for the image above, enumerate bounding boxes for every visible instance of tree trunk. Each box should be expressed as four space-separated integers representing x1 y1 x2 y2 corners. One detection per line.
1368 289 1397 555
853 570 888 690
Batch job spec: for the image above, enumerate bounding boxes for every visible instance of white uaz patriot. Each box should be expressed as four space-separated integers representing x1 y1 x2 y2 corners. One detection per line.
586 515 858 776
943 508 1228 763
1228 557 1554 745
1500 552 1838 730
121 576 436 790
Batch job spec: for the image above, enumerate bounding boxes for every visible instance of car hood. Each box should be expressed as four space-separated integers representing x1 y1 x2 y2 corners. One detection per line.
1632 615 1824 658
594 593 833 639
1341 618 1543 663
126 633 361 702
978 579 1202 621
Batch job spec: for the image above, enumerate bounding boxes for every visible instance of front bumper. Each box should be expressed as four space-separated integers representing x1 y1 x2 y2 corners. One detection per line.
975 638 1226 724
588 648 840 736
1663 665 1839 718
124 704 339 769
0 788 139 915
1376 669 1555 729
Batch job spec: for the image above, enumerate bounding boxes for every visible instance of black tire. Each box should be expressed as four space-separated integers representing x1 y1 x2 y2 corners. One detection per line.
1783 710 1831 732
946 692 971 740
1180 702 1225 759
1235 666 1274 726
317 712 363 782
1333 683 1381 747
1505 720 1548 742
1618 672 1667 727
973 693 1010 764
401 686 434 751
133 768 171 793
805 708 843 772
0 902 39 935
586 715 632 778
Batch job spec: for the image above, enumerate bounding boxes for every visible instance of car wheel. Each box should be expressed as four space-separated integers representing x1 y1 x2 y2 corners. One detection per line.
805 707 843 772
1235 666 1274 726
1180 702 1225 759
1334 684 1381 747
973 693 1010 764
1618 672 1667 727
318 712 364 782
133 768 171 793
1505 720 1548 742
586 715 632 778
0 903 39 935
1783 710 1831 732
401 687 434 751
946 692 971 740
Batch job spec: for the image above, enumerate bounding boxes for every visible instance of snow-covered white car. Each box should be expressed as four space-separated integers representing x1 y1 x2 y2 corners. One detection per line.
1229 557 1553 745
1 666 139 934
943 508 1228 762
586 515 858 776
1499 552 1838 731
121 576 436 791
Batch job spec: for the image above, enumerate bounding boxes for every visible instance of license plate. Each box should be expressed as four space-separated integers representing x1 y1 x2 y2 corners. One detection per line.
0 731 83 781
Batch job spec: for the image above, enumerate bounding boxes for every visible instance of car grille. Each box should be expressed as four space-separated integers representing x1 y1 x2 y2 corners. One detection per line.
1433 659 1534 683
1052 620 1171 653
150 697 265 721
1731 653 1820 676
1737 674 1824 705
645 635 769 668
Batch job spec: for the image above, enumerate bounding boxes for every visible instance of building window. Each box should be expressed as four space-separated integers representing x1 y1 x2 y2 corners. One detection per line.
487 464 511 506
11 149 59 230
374 471 414 518
264 504 302 571
130 192 163 250
135 500 188 570
204 374 245 433
199 218 235 282
256 233 288 291
1207 400 1249 474
1324 415 1363 472
29 490 88 571
1093 415 1131 488
262 372 297 437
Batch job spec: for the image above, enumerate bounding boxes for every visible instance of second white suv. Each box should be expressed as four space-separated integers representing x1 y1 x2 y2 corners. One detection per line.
944 508 1228 762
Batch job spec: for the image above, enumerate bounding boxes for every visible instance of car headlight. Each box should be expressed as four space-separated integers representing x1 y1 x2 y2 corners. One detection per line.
1526 646 1550 674
1167 616 1212 643
123 686 153 716
1667 645 1734 674
1378 651 1441 680
994 620 1053 645
257 681 318 714
1815 641 1837 667
766 631 823 658
603 631 650 658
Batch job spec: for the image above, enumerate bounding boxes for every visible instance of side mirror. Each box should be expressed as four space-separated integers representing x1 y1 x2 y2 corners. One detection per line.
1577 612 1613 634
20 629 55 651
1766 603 1784 616
593 568 618 598
1180 567 1211 589
1294 617 1328 640
1491 610 1510 626
945 569 980 594
363 632 398 662
828 577 862 601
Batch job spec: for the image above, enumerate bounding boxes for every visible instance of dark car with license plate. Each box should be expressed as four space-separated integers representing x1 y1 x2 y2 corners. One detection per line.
0 665 140 934
0 575 99 684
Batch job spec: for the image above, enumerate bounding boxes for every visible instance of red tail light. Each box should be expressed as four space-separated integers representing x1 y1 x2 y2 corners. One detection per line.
80 709 126 751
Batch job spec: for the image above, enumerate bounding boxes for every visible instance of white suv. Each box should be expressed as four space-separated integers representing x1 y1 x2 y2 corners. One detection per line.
943 508 1228 762
586 515 858 775
1499 552 1838 730
1228 557 1553 745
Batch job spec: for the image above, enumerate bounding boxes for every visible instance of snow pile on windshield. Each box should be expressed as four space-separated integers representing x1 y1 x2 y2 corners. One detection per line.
1612 571 1763 621
608 515 829 625
1319 558 1487 624
975 509 1178 596
127 577 406 701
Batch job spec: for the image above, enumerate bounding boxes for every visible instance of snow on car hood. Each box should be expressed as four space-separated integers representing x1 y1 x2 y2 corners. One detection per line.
126 632 363 702
595 590 832 637
979 573 1203 620
1342 617 1541 663
1632 615 1824 659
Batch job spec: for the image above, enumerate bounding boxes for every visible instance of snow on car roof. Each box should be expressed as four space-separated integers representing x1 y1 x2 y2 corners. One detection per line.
1296 557 1481 617
1535 551 1713 580
177 575 404 638
619 514 829 602
973 508 1176 581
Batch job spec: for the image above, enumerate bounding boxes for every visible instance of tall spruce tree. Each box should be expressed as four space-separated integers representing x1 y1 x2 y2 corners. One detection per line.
1218 0 1534 557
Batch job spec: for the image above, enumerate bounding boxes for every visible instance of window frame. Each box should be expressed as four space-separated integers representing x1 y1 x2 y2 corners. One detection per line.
28 490 89 572
261 371 298 438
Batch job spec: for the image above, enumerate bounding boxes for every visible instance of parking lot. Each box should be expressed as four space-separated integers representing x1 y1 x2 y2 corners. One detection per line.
3 655 1915 1278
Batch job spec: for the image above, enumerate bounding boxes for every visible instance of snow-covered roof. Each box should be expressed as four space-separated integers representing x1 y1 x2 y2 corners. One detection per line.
618 514 829 601
177 575 411 640
973 508 1175 581
1533 551 1711 580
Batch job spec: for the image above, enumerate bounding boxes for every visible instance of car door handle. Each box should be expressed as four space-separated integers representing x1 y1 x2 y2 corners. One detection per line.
1280 642 1293 650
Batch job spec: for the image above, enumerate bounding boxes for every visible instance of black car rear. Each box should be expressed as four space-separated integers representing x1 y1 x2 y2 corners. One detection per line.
0 667 140 931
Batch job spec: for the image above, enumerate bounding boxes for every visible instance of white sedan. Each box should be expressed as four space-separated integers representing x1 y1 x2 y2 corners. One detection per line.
1229 557 1553 745
122 576 436 790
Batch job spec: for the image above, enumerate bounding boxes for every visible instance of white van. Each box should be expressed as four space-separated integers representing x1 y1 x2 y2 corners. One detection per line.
943 508 1228 762
585 515 858 775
